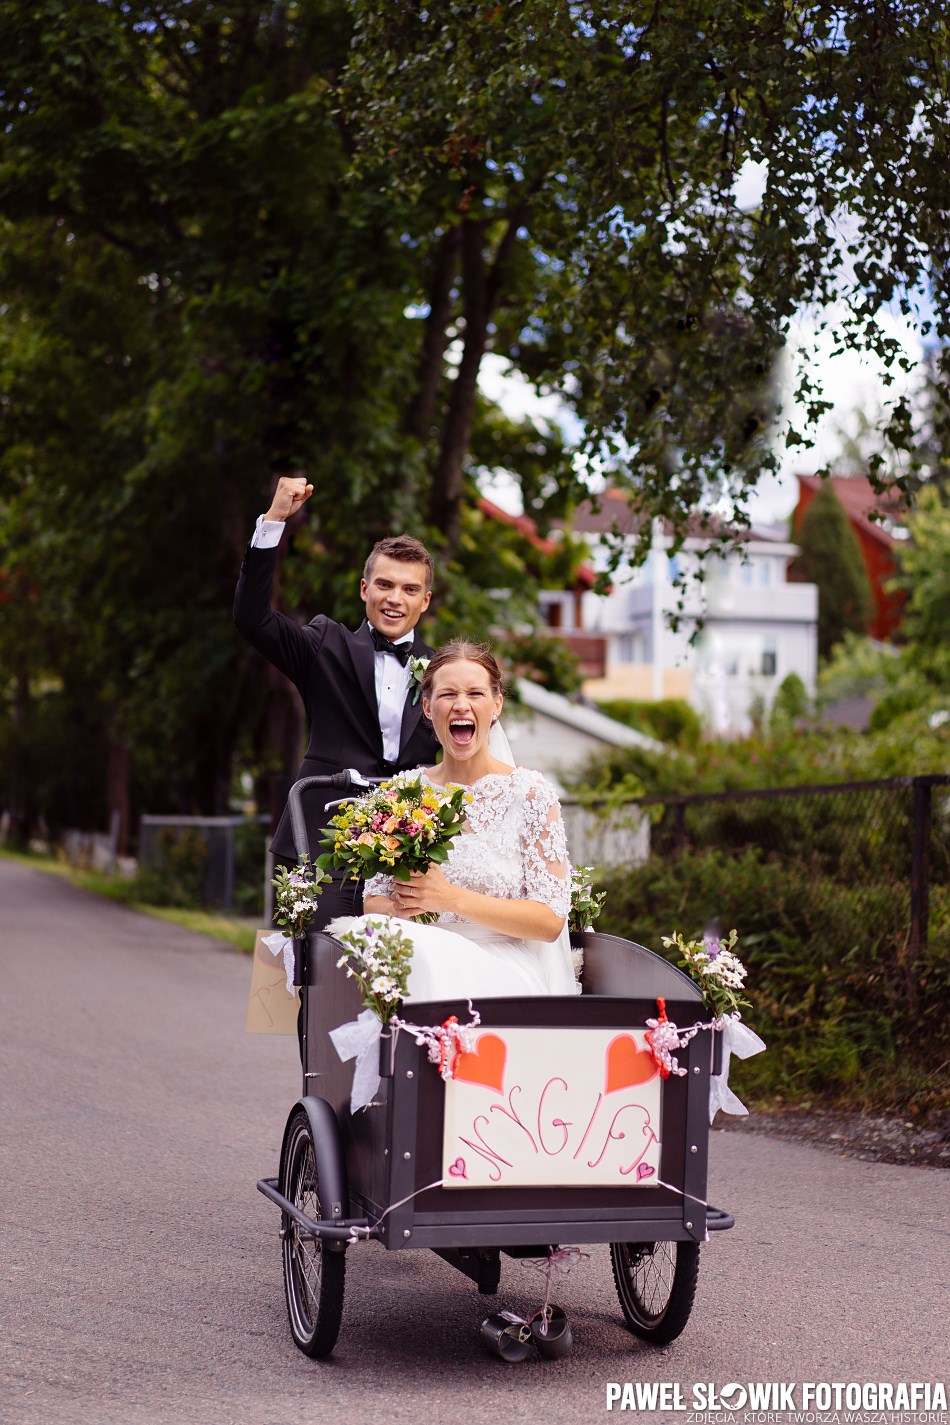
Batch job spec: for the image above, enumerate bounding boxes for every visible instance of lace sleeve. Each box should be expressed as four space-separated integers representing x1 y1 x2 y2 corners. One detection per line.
520 774 571 920
364 872 395 901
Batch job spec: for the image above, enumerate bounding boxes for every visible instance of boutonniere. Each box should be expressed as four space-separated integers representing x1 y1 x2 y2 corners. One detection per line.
408 655 430 704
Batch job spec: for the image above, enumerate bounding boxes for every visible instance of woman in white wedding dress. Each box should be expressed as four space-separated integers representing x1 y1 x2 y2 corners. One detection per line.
328 640 578 1000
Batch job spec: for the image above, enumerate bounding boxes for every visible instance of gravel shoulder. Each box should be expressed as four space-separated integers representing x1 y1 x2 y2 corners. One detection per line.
715 1104 950 1168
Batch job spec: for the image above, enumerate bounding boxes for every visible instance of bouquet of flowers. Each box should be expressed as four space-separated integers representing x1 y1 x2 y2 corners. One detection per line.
318 772 471 924
271 855 330 938
661 928 751 1020
568 865 607 935
334 916 415 1023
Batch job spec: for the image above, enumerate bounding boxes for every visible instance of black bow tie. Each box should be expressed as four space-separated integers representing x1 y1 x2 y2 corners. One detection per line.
370 626 411 665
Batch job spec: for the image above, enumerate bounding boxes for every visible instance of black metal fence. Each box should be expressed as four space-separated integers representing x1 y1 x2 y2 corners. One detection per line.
632 775 950 955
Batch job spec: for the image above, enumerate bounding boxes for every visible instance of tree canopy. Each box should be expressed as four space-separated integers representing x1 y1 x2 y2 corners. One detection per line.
1 1 948 837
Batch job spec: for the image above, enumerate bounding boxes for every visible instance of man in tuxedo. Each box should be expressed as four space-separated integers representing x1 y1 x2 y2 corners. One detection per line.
233 474 441 929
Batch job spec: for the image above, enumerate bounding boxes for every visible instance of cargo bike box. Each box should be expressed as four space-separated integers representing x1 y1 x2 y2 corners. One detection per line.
257 775 734 1360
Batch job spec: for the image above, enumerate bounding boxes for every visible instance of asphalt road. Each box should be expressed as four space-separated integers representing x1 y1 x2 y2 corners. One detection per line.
1 858 947 1425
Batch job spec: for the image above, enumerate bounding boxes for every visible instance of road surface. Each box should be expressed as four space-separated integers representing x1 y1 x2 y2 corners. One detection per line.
1 858 946 1425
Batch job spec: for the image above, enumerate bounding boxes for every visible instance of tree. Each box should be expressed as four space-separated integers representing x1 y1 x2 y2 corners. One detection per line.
791 484 872 657
894 482 950 685
2 1 950 839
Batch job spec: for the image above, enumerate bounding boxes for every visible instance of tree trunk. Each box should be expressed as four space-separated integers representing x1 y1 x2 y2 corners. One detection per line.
428 207 531 553
405 226 462 443
264 672 305 843
428 219 489 549
7 668 32 848
106 740 131 857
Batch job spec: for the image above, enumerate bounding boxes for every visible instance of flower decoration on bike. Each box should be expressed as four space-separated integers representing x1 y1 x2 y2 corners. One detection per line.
644 928 765 1119
661 928 750 1021
318 772 471 924
333 916 415 1024
567 865 606 935
270 855 330 938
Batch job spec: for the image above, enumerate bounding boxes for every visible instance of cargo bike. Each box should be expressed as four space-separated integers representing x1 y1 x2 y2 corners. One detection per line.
257 773 735 1360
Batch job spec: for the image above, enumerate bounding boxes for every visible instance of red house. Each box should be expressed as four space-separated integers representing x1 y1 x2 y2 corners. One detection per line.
792 475 907 642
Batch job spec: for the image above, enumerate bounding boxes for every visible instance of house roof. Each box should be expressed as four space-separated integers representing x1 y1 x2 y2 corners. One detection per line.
796 475 908 549
514 677 664 753
566 488 787 545
477 496 596 588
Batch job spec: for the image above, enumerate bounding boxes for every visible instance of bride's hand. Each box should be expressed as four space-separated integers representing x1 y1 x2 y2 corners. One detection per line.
391 866 457 917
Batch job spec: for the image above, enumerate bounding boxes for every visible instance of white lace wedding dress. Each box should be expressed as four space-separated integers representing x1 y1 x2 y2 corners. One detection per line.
328 767 579 1001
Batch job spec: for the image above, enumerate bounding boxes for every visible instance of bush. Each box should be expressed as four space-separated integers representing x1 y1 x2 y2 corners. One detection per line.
568 710 950 800
501 630 583 696
868 687 927 732
771 672 809 723
595 698 703 749
132 827 209 909
594 846 950 1111
232 818 268 917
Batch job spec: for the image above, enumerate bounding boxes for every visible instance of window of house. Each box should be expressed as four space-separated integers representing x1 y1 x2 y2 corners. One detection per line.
761 644 777 676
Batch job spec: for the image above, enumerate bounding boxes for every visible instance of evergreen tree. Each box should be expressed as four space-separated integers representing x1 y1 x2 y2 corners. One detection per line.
792 485 872 658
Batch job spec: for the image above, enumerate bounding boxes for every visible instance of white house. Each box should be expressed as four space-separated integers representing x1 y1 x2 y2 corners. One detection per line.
504 678 655 867
539 492 818 737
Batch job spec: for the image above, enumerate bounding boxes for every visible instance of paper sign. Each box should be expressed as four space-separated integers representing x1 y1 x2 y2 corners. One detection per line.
245 929 300 1035
442 1027 662 1188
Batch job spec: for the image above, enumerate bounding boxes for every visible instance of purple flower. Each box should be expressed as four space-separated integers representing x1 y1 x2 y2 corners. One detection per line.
703 935 722 961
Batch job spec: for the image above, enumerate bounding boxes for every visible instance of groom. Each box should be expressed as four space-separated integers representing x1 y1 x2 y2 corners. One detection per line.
233 474 441 928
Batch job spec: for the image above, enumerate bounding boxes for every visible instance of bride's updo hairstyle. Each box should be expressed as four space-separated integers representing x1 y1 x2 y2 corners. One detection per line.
420 640 504 705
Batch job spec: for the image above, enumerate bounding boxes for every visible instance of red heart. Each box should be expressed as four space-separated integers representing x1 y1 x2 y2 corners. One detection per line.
453 1033 507 1094
605 1034 659 1093
448 1157 468 1179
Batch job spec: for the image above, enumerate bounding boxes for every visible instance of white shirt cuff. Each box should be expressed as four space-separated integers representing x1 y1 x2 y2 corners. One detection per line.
251 515 286 549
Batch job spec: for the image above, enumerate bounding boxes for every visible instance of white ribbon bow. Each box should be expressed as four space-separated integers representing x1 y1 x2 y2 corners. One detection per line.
329 1008 384 1113
262 931 297 997
708 1015 767 1122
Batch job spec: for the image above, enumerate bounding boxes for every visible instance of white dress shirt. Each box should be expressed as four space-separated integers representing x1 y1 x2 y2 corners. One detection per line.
250 515 412 760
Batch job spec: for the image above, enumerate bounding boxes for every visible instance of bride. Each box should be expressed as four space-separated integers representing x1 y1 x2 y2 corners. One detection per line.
329 639 578 1000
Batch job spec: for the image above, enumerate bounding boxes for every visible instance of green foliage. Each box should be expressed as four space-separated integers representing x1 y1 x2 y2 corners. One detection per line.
231 819 270 918
2 0 950 845
569 705 950 801
499 630 583 696
895 482 950 685
817 632 903 704
132 828 209 909
792 484 872 657
598 848 950 1110
595 698 702 749
771 673 809 724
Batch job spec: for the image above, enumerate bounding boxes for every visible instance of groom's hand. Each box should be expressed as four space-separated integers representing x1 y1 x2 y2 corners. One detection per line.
264 474 314 522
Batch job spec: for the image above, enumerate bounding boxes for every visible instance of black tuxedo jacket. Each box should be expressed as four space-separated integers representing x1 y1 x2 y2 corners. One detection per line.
234 543 439 861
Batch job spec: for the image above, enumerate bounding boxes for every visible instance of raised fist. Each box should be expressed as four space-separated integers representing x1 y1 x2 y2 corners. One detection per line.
265 474 314 522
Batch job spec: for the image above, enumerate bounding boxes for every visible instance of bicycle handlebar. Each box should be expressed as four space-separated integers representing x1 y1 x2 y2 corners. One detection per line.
286 770 381 861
